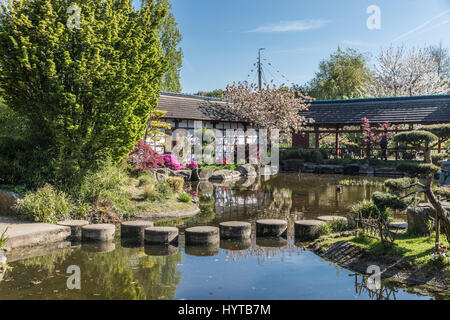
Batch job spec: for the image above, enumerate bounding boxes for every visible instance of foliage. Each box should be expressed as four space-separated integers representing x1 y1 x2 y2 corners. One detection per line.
338 179 384 187
143 185 158 201
166 177 184 194
0 228 7 250
130 140 164 170
223 82 311 135
177 193 192 203
138 173 156 187
202 89 224 98
280 147 329 162
145 109 172 146
393 131 438 148
314 223 332 236
363 46 448 97
301 47 370 100
350 200 389 220
396 163 441 176
428 42 450 79
384 177 417 192
154 0 183 92
0 0 168 185
162 154 183 170
155 181 173 200
16 184 83 223
434 187 450 199
422 124 450 141
372 191 408 212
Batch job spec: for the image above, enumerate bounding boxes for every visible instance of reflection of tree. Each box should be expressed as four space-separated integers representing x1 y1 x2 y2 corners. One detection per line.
2 244 182 300
194 194 216 223
133 251 182 300
267 188 292 215
352 273 399 300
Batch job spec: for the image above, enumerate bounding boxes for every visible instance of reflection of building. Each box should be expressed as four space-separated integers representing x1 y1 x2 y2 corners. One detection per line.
152 92 260 157
215 188 264 215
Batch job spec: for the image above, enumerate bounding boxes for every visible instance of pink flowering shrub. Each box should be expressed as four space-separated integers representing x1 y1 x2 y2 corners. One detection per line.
186 160 199 169
162 154 183 170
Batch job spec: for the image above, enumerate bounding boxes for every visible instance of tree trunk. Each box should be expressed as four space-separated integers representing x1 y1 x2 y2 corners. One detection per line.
424 146 450 243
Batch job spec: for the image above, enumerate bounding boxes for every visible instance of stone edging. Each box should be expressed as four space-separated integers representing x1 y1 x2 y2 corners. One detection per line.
137 204 200 220
308 239 449 294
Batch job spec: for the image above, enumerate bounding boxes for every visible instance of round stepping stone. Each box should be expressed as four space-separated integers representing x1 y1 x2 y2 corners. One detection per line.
256 219 287 237
256 237 287 248
82 224 115 242
316 215 348 223
57 220 89 241
219 221 251 240
81 241 116 253
145 244 178 256
294 220 325 241
185 244 219 256
185 226 219 245
121 221 154 240
220 238 251 251
144 227 178 245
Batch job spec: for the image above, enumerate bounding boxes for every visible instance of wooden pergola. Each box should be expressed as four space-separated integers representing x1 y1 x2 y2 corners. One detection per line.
292 95 450 158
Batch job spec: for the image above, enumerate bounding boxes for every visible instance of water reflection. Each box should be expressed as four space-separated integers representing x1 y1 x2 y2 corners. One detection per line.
0 174 433 300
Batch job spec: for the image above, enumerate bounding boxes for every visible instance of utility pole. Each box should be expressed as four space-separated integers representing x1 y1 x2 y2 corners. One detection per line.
258 48 265 91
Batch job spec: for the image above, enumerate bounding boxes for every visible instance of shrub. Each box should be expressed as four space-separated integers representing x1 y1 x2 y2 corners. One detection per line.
155 181 173 200
166 177 184 194
314 223 332 236
143 185 158 201
77 160 128 203
350 200 387 221
177 193 192 203
138 173 156 187
129 140 164 170
310 150 323 164
328 218 350 232
17 184 75 223
162 154 183 170
0 228 7 249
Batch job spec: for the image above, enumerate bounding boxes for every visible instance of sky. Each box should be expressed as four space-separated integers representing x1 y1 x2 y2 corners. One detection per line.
150 0 450 93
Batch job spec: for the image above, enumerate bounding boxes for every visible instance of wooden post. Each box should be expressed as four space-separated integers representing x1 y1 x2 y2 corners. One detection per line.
314 125 320 149
335 126 339 158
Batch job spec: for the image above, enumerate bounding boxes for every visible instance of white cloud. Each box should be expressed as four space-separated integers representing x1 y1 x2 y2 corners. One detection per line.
248 19 331 33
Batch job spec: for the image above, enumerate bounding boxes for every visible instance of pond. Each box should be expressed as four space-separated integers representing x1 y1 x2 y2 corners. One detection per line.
0 173 436 300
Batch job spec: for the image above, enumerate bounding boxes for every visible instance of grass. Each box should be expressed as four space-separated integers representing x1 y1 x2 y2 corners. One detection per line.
0 227 7 249
319 231 450 270
338 179 385 187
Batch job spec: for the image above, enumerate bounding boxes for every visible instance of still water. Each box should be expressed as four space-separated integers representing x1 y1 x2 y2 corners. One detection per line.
0 174 437 300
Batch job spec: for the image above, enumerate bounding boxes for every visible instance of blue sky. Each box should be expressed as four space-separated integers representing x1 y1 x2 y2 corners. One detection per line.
149 0 450 93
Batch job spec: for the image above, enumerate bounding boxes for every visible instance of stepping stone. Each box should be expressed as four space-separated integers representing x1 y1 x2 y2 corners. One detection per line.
57 220 89 241
82 224 115 242
144 226 178 245
294 220 325 241
256 219 287 237
121 221 154 240
144 244 178 256
390 222 408 229
219 221 251 240
185 226 219 245
316 216 348 223
220 238 252 251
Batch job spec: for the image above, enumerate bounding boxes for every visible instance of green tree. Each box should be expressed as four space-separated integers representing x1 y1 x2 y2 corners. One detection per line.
153 0 183 92
0 0 168 186
301 47 370 100
371 124 450 245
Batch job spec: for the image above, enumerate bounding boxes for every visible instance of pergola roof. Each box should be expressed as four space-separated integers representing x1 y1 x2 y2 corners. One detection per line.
158 92 242 122
300 95 450 126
